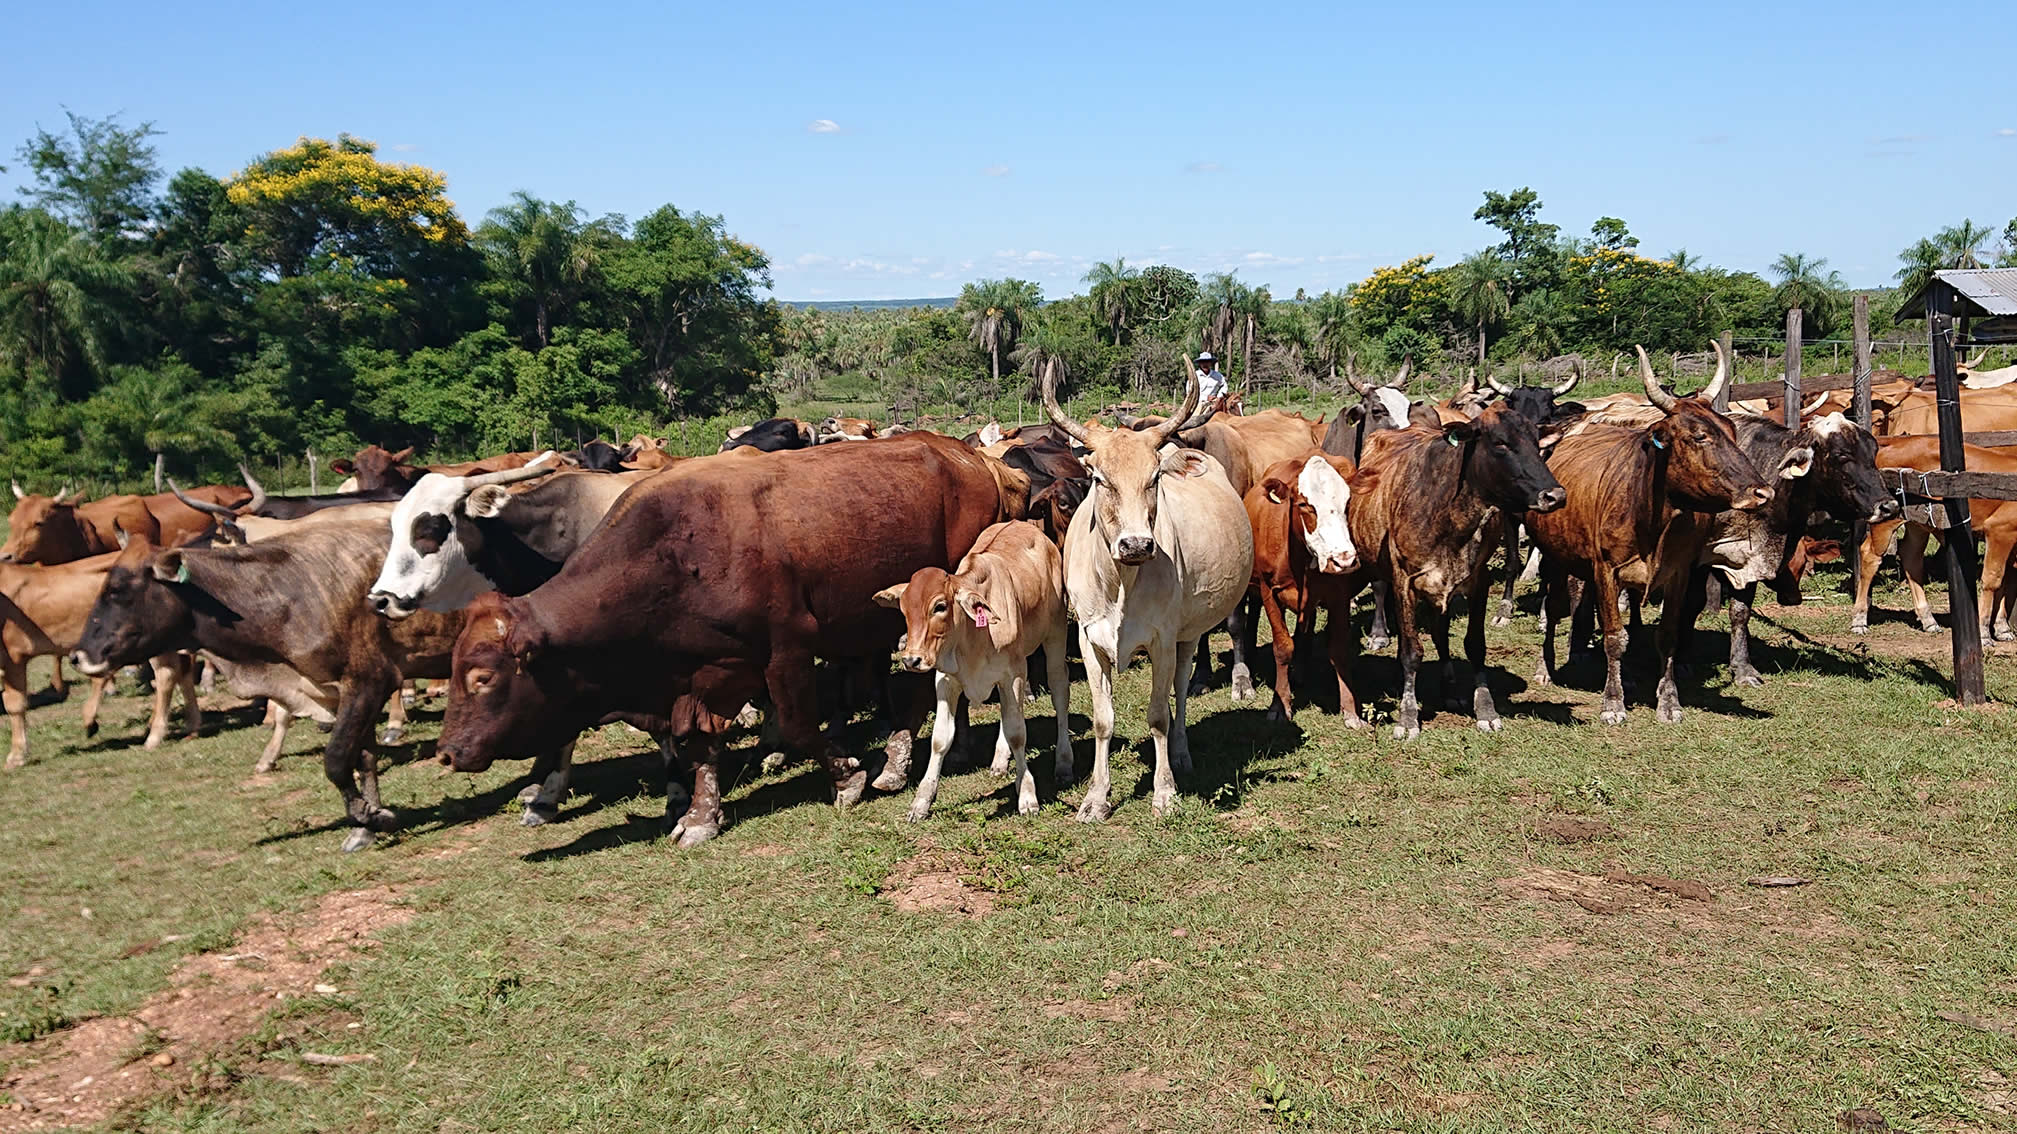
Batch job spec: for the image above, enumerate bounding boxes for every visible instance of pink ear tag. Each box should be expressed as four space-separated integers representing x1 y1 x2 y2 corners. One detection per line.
973 606 991 627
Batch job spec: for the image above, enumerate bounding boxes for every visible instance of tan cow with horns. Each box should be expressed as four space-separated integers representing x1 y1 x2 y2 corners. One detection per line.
1042 367 1253 821
875 521 1071 821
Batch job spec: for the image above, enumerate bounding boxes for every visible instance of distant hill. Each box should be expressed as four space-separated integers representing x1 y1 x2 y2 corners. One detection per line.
779 297 958 311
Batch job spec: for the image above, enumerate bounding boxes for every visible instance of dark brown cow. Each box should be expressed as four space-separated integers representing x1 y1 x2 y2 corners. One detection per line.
332 445 547 493
1527 347 1774 724
1242 453 1361 721
72 520 465 851
1349 405 1567 737
433 432 1018 848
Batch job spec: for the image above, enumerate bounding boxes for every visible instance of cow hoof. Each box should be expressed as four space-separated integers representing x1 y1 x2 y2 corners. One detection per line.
905 804 933 823
379 727 404 746
833 770 868 809
340 828 375 853
1230 665 1255 700
735 703 762 728
1365 636 1391 653
1532 670 1553 687
1734 672 1764 688
1170 748 1193 776
871 768 908 792
143 733 164 751
1341 712 1369 730
367 807 400 832
1186 678 1211 697
1475 717 1502 733
760 751 789 776
85 721 99 739
4 754 24 769
1918 620 1940 635
1490 614 1511 628
1076 797 1112 823
1391 724 1420 741
254 757 280 774
520 804 558 827
516 783 541 804
671 818 720 848
1657 706 1684 724
1152 794 1177 818
1996 628 2016 643
1849 621 1867 635
1599 708 1627 726
1053 758 1077 788
1018 794 1039 817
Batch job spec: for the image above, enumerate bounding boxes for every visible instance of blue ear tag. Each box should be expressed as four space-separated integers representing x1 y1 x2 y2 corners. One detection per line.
175 562 191 583
1650 436 1667 450
1446 433 1462 447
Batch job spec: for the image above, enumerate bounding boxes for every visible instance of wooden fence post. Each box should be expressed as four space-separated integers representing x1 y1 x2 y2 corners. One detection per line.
1852 296 1873 429
1783 308 1803 427
1715 331 1733 412
1928 284 1984 704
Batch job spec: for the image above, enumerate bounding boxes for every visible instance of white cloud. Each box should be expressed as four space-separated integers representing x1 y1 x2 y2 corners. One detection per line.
1243 251 1305 266
793 253 831 268
807 119 842 134
1022 250 1059 263
1315 253 1367 264
1185 161 1223 174
1999 128 2017 138
388 142 419 153
982 164 1011 177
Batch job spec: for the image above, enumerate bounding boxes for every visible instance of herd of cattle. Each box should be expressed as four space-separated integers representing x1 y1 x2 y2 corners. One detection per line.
9 344 2017 850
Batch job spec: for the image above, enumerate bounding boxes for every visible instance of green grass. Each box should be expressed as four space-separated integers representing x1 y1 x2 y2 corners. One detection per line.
2 563 2016 1132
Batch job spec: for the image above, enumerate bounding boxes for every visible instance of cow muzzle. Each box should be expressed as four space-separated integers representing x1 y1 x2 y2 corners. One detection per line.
1115 535 1155 565
368 591 416 619
1532 487 1567 513
1737 485 1774 511
71 650 111 678
1871 498 1901 523
898 653 934 674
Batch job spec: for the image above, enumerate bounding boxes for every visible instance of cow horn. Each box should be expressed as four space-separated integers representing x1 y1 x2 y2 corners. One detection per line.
1040 367 1096 448
1485 371 1515 396
1386 356 1412 388
1801 389 1829 417
10 480 22 501
237 464 269 515
1151 364 1204 447
464 451 561 490
1963 349 1987 370
1552 362 1581 397
53 485 75 505
1701 340 1730 403
169 479 241 521
1345 351 1375 395
1639 346 1680 413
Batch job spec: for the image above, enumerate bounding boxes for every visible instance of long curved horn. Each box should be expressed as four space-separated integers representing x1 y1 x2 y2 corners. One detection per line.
1040 368 1095 448
53 485 75 505
1639 346 1679 413
1485 371 1515 396
1385 356 1412 389
1551 361 1581 397
1460 369 1478 395
463 451 561 490
1151 365 1204 447
1345 351 1374 395
1963 349 1987 370
1700 340 1730 403
237 464 268 515
169 479 241 521
1801 389 1829 417
10 480 22 501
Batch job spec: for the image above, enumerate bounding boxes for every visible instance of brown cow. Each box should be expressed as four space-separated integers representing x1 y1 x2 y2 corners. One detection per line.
3 488 160 563
433 432 1017 847
1852 436 2017 640
2 552 198 766
331 445 546 493
1242 453 1361 721
873 520 1071 820
1527 348 1773 724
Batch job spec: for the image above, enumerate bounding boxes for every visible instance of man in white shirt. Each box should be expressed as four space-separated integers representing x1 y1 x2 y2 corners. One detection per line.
1193 351 1230 415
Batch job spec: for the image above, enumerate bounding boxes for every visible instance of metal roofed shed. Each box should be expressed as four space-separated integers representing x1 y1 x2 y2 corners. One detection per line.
1894 268 2017 342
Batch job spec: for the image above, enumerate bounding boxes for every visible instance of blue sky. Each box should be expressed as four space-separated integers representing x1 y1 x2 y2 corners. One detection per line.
8 0 2014 300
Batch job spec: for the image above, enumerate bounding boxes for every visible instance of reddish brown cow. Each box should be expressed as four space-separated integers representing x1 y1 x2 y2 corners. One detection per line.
1527 348 1773 724
1243 453 1361 721
1852 436 2017 640
3 484 249 564
433 432 1019 848
331 445 547 493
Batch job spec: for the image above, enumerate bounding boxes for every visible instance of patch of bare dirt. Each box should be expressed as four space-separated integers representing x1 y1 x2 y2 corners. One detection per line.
0 886 412 1132
882 854 994 918
1535 816 1614 843
740 843 789 858
1525 939 1578 966
1971 1068 2015 1117
1496 869 1712 915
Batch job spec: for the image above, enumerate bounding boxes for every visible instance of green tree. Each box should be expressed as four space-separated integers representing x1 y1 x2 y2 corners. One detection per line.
1769 252 1845 337
1667 248 1699 273
604 204 778 413
1450 252 1512 367
15 111 163 247
1507 288 1566 359
1894 237 1945 306
1307 290 1357 378
77 354 250 477
1134 265 1198 334
1474 187 1560 292
1589 216 1639 252
1082 257 1140 346
476 192 617 348
956 278 1042 391
0 207 136 396
1936 219 1994 269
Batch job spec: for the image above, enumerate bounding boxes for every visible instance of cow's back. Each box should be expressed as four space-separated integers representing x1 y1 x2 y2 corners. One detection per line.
1527 425 1660 573
956 521 1064 659
1066 451 1251 649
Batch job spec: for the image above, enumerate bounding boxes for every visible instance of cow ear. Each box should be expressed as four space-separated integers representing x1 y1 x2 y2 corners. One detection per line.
391 446 416 463
1160 447 1211 479
507 622 546 668
954 587 992 628
1442 420 1478 444
1537 429 1565 453
1777 446 1815 480
1555 401 1586 417
1343 404 1366 425
464 484 512 519
872 584 906 609
151 550 186 583
1262 476 1292 505
330 459 354 475
113 519 130 550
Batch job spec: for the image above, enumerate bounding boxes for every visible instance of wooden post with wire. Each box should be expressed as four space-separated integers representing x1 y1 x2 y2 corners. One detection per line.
1928 283 1984 703
1783 308 1803 428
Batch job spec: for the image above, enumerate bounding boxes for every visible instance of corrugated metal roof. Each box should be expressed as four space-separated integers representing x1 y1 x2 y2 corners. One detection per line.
1894 268 2017 323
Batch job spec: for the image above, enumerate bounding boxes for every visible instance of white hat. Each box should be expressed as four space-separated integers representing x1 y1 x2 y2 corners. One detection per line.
1195 351 1216 363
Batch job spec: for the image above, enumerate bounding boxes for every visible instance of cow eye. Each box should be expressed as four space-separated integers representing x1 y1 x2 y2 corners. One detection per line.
931 599 948 614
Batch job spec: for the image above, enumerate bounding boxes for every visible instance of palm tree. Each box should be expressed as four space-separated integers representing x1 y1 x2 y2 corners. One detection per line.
0 208 135 397
1894 237 1945 305
475 192 609 348
1012 323 1072 398
1236 284 1270 391
1307 290 1356 379
1509 289 1566 360
1451 252 1512 368
1196 272 1242 361
1082 257 1139 346
1937 220 1994 270
956 278 1043 392
1769 252 1846 337
1667 248 1699 273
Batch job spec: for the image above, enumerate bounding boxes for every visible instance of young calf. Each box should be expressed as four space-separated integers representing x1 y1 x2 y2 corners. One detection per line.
1243 453 1362 721
875 521 1071 820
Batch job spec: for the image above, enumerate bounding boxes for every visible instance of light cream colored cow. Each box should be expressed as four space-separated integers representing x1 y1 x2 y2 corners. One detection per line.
874 521 1070 820
1041 369 1254 821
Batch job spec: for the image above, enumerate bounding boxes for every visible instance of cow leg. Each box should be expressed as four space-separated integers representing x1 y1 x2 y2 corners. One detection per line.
999 673 1037 816
1186 624 1217 695
1466 575 1501 732
1327 599 1369 727
1365 581 1393 652
1566 576 1596 667
1851 518 1900 634
772 648 865 810
1429 607 1464 711
380 687 408 746
256 701 291 773
670 739 725 847
518 742 577 826
1493 525 1521 627
908 671 966 822
1076 638 1118 823
1535 562 1569 687
141 657 174 749
178 654 201 739
1654 572 1691 724
1170 636 1196 776
197 656 216 696
1898 525 1938 632
1045 629 1074 788
48 656 68 701
5 658 29 768
1261 588 1297 722
1594 571 1629 725
1226 594 1256 701
874 670 934 791
1729 582 1765 686
1978 521 2016 642
1146 639 1181 816
659 731 692 824
1392 577 1425 740
330 675 401 852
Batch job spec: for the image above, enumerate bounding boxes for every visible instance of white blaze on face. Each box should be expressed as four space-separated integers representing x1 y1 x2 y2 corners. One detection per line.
1371 387 1411 428
1297 456 1357 574
1809 411 1851 440
369 473 492 616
